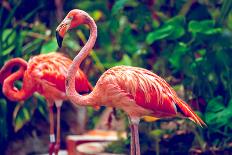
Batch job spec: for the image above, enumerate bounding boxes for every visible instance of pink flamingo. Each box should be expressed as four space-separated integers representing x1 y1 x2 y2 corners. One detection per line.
0 53 93 155
56 9 206 155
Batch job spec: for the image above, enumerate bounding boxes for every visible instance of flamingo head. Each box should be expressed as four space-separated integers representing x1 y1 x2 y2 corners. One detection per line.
56 9 89 48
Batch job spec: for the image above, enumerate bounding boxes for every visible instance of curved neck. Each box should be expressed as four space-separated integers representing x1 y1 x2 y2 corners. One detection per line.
66 14 97 106
1 58 34 101
0 58 27 84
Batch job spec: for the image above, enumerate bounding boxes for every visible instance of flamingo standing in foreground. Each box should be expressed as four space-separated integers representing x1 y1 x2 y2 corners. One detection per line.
0 53 93 155
56 9 206 155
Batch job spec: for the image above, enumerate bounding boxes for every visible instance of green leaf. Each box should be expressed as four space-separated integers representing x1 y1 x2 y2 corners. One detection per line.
22 38 43 54
121 26 138 54
146 25 174 44
169 42 189 69
112 0 129 15
206 96 224 113
13 98 37 132
204 28 222 35
188 20 221 35
117 54 132 66
227 99 232 109
14 105 31 132
41 38 58 54
188 20 214 33
205 110 229 128
149 129 165 138
166 16 185 25
205 112 217 126
165 16 185 39
103 54 132 68
109 18 120 34
167 26 185 39
64 35 81 51
218 0 232 24
34 93 47 118
2 45 15 56
204 97 232 127
2 29 16 46
227 12 232 29
197 49 206 56
188 21 201 33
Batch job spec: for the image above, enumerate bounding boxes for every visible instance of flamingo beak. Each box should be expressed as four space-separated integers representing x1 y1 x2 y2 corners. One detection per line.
56 31 63 48
56 17 73 48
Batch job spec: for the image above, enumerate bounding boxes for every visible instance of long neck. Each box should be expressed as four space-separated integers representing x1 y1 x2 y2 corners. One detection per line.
0 58 25 84
1 58 34 101
66 14 97 106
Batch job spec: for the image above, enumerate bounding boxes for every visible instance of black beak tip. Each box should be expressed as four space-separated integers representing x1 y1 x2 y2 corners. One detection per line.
56 31 63 48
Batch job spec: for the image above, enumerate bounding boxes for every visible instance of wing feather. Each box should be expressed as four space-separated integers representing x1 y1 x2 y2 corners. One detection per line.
103 66 205 126
27 53 91 93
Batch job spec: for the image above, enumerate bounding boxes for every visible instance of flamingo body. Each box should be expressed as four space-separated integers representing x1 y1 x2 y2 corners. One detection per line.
0 53 92 155
27 53 92 97
88 66 204 125
56 9 205 155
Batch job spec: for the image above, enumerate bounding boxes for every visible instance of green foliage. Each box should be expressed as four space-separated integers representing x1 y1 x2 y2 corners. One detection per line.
1 0 232 154
112 0 129 15
218 0 232 24
205 96 232 129
105 138 129 154
0 99 7 142
146 25 174 44
0 0 49 145
41 38 58 54
13 93 47 132
146 16 185 44
188 20 222 35
168 42 189 70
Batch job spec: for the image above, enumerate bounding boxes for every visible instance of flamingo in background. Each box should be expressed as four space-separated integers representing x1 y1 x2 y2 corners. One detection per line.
56 9 206 155
0 53 93 155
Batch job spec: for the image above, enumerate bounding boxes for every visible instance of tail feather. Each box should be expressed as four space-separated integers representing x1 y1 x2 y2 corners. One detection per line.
175 97 206 127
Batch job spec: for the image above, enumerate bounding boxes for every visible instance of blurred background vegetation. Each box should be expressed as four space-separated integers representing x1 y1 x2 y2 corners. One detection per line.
0 0 232 154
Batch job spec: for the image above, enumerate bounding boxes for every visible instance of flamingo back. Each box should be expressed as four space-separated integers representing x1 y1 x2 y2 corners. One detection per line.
98 66 205 126
27 53 92 93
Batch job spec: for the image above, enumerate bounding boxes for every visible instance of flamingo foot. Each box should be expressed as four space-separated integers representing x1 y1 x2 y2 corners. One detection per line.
54 143 60 155
49 142 55 155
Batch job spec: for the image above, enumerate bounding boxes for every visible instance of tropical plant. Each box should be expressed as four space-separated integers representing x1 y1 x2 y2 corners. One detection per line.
1 0 232 154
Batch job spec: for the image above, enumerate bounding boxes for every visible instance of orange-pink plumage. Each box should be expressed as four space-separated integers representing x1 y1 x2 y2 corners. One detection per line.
56 9 206 155
27 53 92 94
0 52 92 155
90 66 205 126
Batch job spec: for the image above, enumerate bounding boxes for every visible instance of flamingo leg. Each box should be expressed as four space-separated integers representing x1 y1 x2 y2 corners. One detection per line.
130 123 135 155
54 100 63 155
47 100 55 155
133 123 140 155
129 117 141 155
